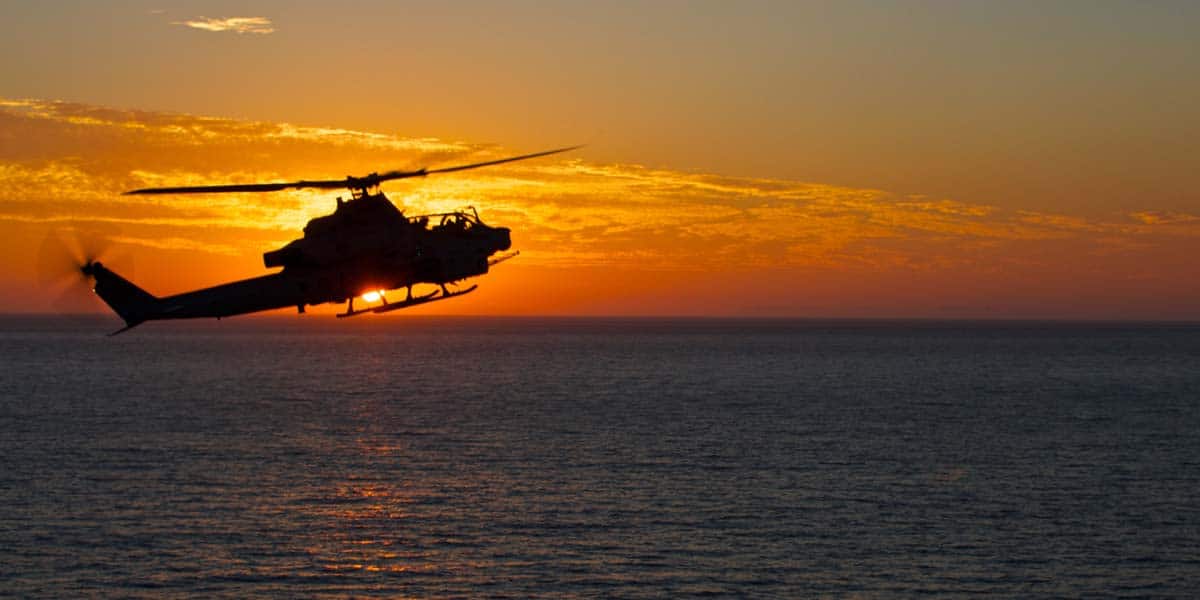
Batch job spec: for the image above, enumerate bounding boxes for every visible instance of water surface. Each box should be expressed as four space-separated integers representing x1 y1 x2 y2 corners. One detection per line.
2 316 1198 596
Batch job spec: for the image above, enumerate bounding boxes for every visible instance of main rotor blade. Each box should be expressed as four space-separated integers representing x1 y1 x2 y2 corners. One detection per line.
124 179 350 195
123 145 582 195
378 145 584 180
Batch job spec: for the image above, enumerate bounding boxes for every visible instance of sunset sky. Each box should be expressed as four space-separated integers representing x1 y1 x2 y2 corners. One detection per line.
1 1 1197 319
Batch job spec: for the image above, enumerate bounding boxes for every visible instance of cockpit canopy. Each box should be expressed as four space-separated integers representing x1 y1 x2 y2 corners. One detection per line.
409 208 484 233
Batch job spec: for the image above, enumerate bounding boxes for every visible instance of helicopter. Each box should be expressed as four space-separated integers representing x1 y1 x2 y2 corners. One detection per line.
74 146 580 334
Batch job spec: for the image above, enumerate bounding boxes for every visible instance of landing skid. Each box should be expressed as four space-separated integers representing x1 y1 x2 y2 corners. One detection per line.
372 290 441 314
439 284 478 299
336 285 478 318
336 305 376 319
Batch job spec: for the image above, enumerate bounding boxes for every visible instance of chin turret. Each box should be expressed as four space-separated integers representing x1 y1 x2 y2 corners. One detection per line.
495 227 512 251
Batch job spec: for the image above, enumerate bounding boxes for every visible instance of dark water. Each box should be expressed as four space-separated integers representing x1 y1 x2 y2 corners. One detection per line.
1 316 1198 597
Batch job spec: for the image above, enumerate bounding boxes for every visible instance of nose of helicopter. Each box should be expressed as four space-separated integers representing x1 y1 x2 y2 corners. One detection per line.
495 227 511 251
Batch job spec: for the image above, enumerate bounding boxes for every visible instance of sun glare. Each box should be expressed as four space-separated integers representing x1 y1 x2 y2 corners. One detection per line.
361 291 382 303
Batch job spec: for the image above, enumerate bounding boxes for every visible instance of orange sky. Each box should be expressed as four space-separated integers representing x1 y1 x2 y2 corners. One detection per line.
1 99 1197 319
1 3 1198 320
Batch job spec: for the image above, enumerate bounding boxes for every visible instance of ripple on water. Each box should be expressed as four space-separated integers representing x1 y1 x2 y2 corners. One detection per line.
1 317 1198 597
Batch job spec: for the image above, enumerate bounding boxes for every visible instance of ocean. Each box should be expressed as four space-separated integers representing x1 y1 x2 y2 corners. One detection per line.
1 316 1198 597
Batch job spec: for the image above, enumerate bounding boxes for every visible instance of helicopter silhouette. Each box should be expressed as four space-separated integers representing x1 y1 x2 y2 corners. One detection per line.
79 146 579 334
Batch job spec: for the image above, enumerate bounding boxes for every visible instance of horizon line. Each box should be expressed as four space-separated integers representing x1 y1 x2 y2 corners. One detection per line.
3 313 1198 326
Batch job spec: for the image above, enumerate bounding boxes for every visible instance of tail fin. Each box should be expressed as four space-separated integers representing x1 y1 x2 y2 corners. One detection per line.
83 262 159 332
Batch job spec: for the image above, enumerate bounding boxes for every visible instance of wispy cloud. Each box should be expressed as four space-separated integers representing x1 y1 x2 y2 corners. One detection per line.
5 99 1199 267
2 98 1198 317
172 16 275 35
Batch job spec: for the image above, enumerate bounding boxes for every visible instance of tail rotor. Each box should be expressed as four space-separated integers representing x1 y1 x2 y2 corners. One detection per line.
37 226 132 313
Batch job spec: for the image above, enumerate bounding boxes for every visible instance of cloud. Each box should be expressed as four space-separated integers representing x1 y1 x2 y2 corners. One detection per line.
2 97 1198 317
172 16 275 35
4 97 1199 269
1130 211 1200 226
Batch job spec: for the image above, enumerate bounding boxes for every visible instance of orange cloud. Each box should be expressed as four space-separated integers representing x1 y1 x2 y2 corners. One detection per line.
172 17 275 35
1 98 1197 318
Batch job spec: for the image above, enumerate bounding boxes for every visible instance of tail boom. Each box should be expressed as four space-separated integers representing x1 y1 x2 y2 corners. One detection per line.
84 263 308 331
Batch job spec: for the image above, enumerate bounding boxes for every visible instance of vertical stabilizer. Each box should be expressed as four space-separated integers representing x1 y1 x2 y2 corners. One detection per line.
83 262 159 329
